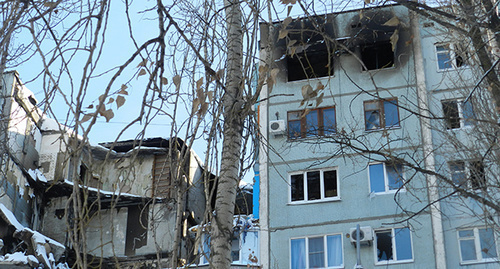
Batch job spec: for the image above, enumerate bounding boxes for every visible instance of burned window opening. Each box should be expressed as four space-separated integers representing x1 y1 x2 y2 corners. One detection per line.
287 49 333 81
348 12 400 71
361 41 394 70
284 16 335 82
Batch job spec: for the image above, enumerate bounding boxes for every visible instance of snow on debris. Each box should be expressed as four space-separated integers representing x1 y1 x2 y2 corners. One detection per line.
0 204 24 231
233 215 257 231
28 169 48 183
0 251 38 266
0 204 66 268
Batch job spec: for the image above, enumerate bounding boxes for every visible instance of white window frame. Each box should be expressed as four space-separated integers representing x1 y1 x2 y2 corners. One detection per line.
441 99 474 130
373 228 414 265
290 234 344 269
435 43 468 71
368 162 405 194
457 227 499 264
288 168 340 203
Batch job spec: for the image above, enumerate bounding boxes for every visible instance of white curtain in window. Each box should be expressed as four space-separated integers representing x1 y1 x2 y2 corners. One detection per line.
327 235 343 266
291 238 306 269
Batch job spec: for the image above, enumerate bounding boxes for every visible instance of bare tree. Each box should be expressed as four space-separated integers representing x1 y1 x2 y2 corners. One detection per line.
1 0 266 268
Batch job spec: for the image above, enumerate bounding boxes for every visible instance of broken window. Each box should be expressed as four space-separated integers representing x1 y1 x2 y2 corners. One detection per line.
290 168 338 202
287 47 334 81
348 12 400 71
375 228 413 263
361 41 394 70
125 204 149 256
199 231 259 265
442 99 475 129
364 99 399 130
458 227 498 263
290 234 343 269
152 154 172 198
369 162 404 193
470 161 486 190
436 43 467 70
285 17 334 82
449 160 486 190
231 236 240 262
287 106 336 139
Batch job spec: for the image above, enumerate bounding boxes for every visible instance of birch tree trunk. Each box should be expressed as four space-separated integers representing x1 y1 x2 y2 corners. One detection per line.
210 0 244 267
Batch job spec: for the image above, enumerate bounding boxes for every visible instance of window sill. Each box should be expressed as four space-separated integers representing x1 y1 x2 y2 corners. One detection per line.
446 125 473 131
365 126 401 133
288 197 341 205
287 133 338 142
362 65 396 73
437 65 470 73
286 75 334 84
460 259 498 265
375 259 414 266
370 189 406 196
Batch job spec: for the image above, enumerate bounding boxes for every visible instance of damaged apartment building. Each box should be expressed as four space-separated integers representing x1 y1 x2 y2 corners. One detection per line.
259 4 499 269
0 71 216 268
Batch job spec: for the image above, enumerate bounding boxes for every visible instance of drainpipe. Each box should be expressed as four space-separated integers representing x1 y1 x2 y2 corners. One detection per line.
410 11 447 269
354 224 363 269
258 47 270 269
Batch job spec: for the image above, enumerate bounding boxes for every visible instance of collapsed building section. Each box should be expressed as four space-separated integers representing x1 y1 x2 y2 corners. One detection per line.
0 72 215 268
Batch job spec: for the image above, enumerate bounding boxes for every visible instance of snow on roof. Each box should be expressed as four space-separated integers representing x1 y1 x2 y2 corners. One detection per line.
40 115 65 132
62 179 147 199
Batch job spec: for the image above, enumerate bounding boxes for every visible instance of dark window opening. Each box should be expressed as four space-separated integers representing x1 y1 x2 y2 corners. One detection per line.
376 230 393 261
125 204 149 256
323 170 338 198
287 49 333 81
291 174 305 202
28 96 37 106
79 164 87 182
361 42 394 70
55 209 65 219
290 169 338 202
442 101 460 129
470 161 486 190
285 20 334 82
306 171 321 200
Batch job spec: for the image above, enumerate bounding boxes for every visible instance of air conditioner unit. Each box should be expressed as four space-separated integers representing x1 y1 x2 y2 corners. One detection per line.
349 226 374 246
269 120 286 135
